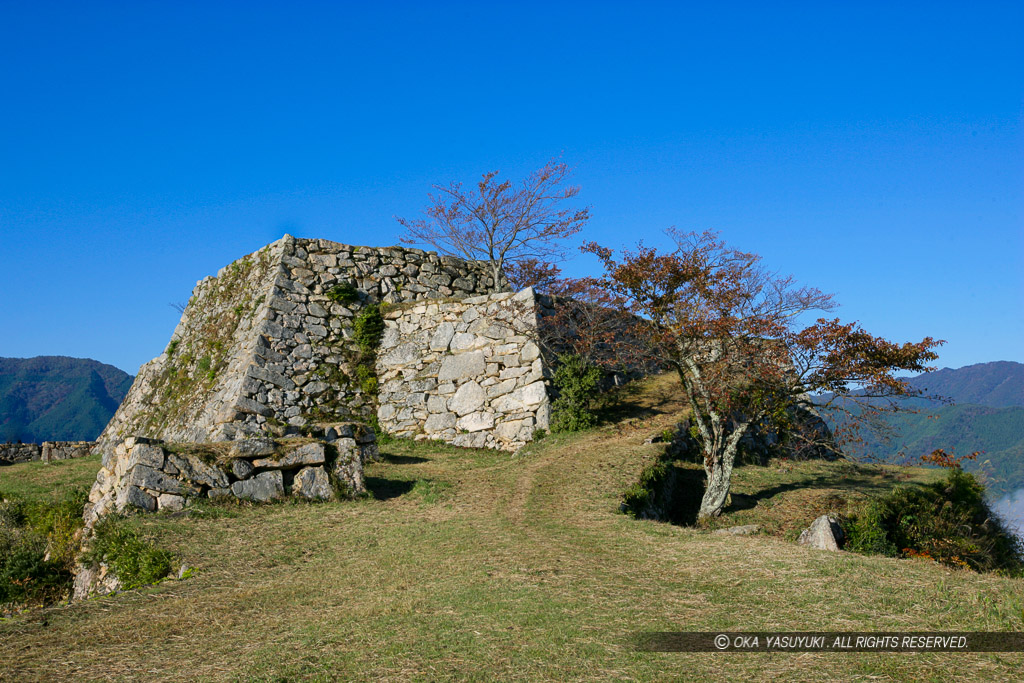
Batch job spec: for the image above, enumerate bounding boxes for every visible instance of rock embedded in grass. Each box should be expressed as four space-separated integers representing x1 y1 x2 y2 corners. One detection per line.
798 515 844 551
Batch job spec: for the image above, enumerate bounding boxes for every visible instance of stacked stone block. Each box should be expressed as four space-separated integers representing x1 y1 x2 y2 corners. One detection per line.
376 288 550 450
1 441 96 465
41 441 95 462
97 235 501 454
84 423 374 528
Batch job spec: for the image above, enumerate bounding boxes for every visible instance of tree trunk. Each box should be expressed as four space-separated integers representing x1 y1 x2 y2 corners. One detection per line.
697 425 745 521
491 260 504 294
698 450 732 521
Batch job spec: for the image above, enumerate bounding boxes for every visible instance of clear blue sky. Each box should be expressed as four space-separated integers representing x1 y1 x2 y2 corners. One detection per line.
1 1 1021 375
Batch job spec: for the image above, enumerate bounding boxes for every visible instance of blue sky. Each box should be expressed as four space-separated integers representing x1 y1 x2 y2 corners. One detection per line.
1 1 1021 375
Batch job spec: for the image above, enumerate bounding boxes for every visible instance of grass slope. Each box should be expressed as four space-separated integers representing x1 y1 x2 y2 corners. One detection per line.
2 375 1024 681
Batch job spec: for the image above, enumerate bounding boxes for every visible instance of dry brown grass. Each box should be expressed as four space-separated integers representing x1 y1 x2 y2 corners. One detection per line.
2 373 1023 681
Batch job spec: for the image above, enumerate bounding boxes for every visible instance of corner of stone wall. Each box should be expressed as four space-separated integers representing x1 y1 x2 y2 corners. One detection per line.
376 287 551 451
84 425 375 530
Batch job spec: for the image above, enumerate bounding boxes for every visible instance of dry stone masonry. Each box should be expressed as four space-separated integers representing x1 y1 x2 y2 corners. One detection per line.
97 234 502 453
41 441 96 463
1 441 95 465
84 423 374 529
377 288 550 450
87 235 557 523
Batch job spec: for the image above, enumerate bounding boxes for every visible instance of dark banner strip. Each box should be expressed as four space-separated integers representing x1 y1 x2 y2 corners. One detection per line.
634 632 1024 652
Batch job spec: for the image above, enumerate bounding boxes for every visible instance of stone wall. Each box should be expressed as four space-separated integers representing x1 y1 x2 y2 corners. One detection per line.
41 441 95 463
0 443 41 465
376 288 550 450
1 441 96 465
84 423 375 529
97 235 502 455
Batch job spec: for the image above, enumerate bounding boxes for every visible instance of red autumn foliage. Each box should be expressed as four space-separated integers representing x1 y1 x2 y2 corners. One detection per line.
583 229 944 520
920 448 980 470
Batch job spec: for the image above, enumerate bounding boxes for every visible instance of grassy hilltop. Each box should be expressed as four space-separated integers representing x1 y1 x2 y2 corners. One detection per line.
2 374 1024 681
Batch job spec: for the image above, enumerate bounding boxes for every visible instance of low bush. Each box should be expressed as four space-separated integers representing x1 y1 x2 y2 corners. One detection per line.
550 354 603 433
0 487 87 606
843 468 1023 574
353 304 385 356
80 515 174 590
327 283 360 305
621 458 672 517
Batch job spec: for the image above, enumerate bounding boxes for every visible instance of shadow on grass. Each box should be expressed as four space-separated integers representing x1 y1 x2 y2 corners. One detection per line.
365 477 416 500
380 453 430 465
594 382 680 425
724 469 929 513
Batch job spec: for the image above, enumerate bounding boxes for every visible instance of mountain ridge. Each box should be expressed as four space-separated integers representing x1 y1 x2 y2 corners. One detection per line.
0 356 133 443
818 361 1024 494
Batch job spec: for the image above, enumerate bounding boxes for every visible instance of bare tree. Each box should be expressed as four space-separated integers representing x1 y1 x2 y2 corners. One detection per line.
396 159 590 292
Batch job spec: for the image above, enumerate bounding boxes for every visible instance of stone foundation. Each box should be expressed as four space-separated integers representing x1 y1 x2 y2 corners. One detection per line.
84 423 374 529
0 443 41 465
41 441 95 462
96 235 502 454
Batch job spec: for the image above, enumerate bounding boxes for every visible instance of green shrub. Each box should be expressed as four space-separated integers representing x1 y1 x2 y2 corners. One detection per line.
0 534 69 604
327 283 360 304
0 495 79 605
549 354 603 433
621 459 671 517
22 487 88 569
843 469 1024 574
843 501 898 556
81 516 174 590
353 304 385 356
354 364 378 396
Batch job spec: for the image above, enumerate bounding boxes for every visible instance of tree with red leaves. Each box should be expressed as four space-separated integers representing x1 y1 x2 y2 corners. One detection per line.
396 160 590 293
585 229 944 520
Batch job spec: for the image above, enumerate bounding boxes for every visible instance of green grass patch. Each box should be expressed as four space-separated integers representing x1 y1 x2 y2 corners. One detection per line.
410 479 453 505
3 374 1024 680
80 515 175 591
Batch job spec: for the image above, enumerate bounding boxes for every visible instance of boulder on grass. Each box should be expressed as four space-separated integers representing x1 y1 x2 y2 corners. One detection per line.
798 515 844 551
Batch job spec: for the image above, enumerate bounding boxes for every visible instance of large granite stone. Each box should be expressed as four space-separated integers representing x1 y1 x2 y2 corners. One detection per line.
449 380 485 416
292 466 333 501
438 351 485 381
231 471 285 502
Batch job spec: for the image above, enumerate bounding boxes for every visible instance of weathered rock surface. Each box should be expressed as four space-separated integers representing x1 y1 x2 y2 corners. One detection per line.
376 288 551 451
293 466 333 500
798 515 845 551
713 524 761 536
231 471 285 502
251 442 326 469
72 562 122 601
83 430 372 528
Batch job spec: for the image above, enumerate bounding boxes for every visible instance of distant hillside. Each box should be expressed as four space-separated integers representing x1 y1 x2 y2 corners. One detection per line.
903 361 1024 408
819 361 1024 495
0 357 133 443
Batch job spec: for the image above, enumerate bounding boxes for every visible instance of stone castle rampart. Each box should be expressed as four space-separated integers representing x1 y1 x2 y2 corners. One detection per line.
97 235 503 455
376 288 549 450
87 235 553 523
